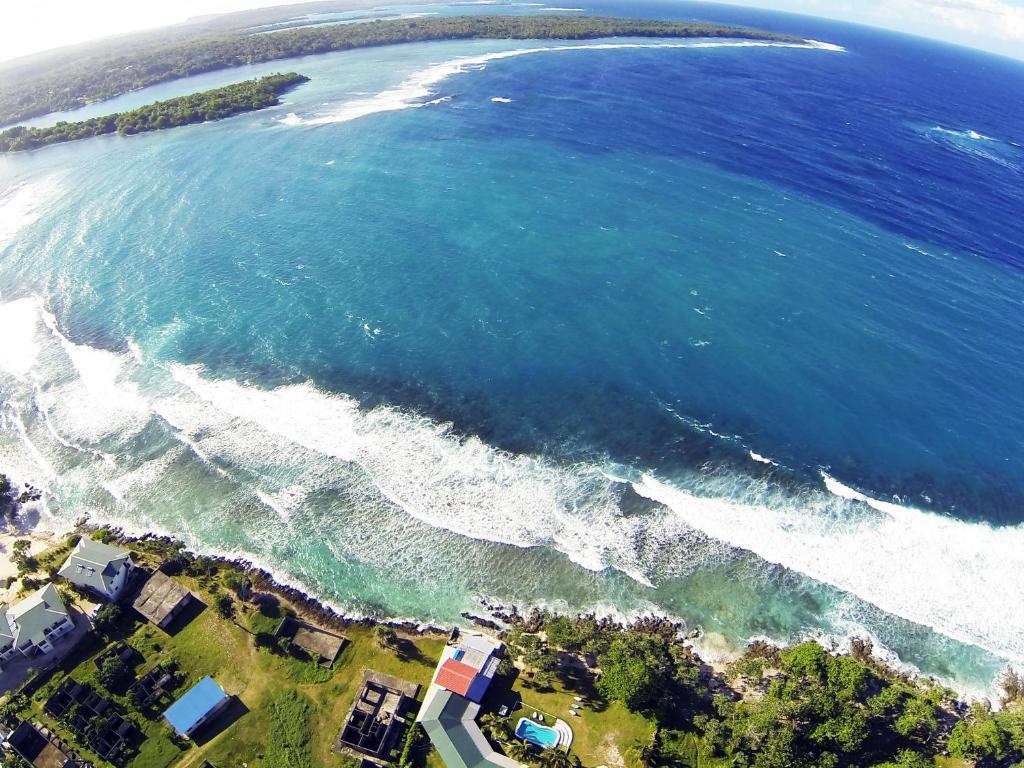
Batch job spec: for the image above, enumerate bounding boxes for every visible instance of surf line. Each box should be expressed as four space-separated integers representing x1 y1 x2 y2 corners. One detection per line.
280 38 845 127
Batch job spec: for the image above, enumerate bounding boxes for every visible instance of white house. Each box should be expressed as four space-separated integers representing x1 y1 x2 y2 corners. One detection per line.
58 537 134 602
0 583 75 667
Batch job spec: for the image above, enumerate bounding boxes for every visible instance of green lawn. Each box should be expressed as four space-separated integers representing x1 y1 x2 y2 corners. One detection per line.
12 563 449 768
479 667 654 767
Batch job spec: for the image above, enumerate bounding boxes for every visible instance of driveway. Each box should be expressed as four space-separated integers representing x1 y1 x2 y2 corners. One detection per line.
0 606 94 696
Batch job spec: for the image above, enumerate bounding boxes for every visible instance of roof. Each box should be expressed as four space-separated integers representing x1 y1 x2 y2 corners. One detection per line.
163 676 228 736
133 571 190 625
58 538 131 595
8 721 78 768
5 584 71 649
436 659 478 698
434 633 503 703
459 633 503 657
0 609 14 647
418 687 521 768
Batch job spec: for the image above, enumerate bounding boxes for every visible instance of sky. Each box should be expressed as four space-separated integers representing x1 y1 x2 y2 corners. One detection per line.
0 0 1022 62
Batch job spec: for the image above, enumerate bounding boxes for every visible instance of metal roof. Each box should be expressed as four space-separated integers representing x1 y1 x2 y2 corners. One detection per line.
418 686 521 768
4 584 71 649
163 676 228 736
58 538 131 596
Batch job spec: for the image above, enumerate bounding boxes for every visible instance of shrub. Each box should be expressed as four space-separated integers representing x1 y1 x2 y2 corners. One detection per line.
93 603 123 636
97 657 132 692
215 593 234 619
596 633 672 712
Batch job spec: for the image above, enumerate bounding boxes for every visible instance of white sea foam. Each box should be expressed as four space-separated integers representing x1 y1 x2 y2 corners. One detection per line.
1 295 1017 690
0 175 64 250
748 450 778 466
165 363 671 585
0 297 43 378
284 38 841 127
634 472 1024 665
805 40 846 52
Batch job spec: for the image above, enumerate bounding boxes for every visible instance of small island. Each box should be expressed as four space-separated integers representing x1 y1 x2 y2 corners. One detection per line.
0 15 804 126
0 72 309 153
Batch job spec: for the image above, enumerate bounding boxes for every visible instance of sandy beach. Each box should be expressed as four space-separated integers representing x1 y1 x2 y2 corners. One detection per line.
0 524 58 603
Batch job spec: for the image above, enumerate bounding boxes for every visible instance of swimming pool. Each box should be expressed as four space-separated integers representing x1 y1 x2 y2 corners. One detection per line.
515 717 559 749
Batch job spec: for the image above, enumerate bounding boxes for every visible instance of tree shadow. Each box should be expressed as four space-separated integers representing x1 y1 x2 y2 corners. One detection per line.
394 638 425 665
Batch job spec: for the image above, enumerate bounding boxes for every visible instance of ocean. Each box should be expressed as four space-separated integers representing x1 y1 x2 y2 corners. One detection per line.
1 0 1022 698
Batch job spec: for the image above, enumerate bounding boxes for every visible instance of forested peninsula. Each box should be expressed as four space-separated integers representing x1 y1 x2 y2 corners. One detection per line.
0 73 309 153
0 15 803 126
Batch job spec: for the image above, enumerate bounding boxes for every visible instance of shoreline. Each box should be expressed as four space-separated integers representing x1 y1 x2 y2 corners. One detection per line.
0 474 1002 704
87 526 979 703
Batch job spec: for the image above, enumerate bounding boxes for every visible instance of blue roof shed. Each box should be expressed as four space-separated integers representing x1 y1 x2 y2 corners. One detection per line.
164 676 230 737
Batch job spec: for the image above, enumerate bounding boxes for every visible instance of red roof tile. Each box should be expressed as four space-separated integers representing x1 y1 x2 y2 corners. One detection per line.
436 659 478 697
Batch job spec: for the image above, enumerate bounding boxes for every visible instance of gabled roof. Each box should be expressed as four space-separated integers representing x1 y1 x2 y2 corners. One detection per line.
6 584 71 649
436 659 479 698
418 686 521 768
0 610 14 647
164 676 228 736
58 538 131 595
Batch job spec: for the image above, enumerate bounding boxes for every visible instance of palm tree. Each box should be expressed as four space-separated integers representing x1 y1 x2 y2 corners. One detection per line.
373 624 398 648
479 712 511 742
503 739 532 765
539 749 579 768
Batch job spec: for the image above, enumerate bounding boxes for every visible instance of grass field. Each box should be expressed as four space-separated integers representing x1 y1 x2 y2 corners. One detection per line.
11 550 449 768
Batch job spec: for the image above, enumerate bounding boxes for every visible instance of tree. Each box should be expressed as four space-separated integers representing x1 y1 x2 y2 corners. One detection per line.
373 625 398 649
0 692 28 726
503 740 532 765
948 706 1009 762
596 633 672 713
479 712 511 743
538 749 579 768
215 593 234 619
224 570 251 599
11 539 35 574
92 603 122 636
627 730 661 768
871 750 933 768
999 666 1024 706
97 657 132 691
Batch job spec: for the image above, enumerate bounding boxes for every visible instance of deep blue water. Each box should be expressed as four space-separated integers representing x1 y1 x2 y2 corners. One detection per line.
1 2 1022 695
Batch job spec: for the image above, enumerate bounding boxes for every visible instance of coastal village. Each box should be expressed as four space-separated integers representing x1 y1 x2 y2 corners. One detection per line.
0 482 1017 768
0 529 619 768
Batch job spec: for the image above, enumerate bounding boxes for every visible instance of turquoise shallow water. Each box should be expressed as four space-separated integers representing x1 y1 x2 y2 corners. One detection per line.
1 2 1023 697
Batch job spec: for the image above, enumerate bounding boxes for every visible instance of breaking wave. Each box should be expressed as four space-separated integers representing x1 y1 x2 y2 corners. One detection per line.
0 294 1020 685
280 38 843 127
634 471 1024 664
922 125 1022 172
0 175 65 251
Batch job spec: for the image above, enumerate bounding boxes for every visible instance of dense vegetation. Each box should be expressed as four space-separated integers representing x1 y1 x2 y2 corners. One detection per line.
0 15 802 125
502 610 1024 768
0 72 309 153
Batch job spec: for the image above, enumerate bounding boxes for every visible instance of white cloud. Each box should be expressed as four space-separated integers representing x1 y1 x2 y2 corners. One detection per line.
910 0 1024 40
0 0 314 63
709 0 1024 58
